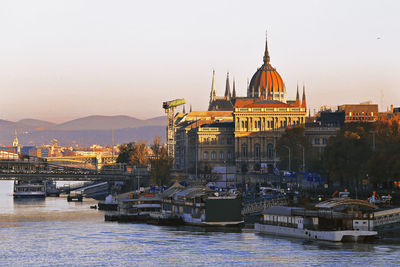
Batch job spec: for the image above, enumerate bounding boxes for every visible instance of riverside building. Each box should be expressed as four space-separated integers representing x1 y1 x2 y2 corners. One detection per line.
174 35 307 174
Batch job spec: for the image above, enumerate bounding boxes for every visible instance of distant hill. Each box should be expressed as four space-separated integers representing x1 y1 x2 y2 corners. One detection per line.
54 115 166 131
18 119 57 130
0 115 167 146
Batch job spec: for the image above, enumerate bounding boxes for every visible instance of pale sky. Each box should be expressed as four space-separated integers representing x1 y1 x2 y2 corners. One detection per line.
0 0 399 122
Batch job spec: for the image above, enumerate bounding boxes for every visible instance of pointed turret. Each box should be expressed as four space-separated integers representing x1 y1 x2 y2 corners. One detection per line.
232 78 236 98
296 84 300 106
263 31 270 64
224 72 231 100
183 105 186 113
302 84 307 108
12 129 19 147
209 70 217 104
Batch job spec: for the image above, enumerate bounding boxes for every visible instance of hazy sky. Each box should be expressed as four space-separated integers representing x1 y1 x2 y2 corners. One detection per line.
0 0 399 122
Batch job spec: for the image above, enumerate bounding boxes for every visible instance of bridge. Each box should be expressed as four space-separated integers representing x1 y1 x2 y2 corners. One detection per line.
242 197 289 216
0 159 149 182
373 208 400 229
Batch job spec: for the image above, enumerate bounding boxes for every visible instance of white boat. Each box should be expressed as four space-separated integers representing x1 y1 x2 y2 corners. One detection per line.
255 199 378 242
13 180 46 198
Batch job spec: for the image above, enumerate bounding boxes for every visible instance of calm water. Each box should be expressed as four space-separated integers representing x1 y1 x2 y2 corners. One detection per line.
1 181 400 266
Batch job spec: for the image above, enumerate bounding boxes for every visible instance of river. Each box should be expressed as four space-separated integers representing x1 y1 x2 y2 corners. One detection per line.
0 180 399 266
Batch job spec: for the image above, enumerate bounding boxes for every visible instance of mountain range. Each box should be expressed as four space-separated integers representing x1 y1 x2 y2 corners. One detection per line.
0 115 167 147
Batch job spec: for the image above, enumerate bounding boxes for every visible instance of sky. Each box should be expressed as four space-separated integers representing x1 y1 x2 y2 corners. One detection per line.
0 0 399 123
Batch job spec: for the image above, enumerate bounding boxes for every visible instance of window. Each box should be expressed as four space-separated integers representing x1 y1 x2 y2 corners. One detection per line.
314 138 320 145
241 121 245 129
245 121 248 129
255 144 261 158
227 151 233 160
241 143 248 157
218 138 224 145
219 152 224 160
227 137 233 145
267 143 274 159
211 138 216 144
322 138 327 145
203 151 209 160
211 151 216 160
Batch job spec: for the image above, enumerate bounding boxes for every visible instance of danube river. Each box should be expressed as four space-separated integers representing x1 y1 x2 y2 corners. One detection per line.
0 181 399 266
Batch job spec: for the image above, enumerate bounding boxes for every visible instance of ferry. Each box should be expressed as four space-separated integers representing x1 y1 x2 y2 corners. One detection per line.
13 180 46 198
255 198 378 242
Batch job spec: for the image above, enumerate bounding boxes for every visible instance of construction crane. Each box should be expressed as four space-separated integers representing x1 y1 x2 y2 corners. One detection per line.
162 98 186 159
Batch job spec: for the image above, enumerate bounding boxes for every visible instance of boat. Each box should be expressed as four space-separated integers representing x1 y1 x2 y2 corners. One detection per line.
45 181 60 197
255 198 378 242
105 194 161 222
13 180 46 198
152 185 244 227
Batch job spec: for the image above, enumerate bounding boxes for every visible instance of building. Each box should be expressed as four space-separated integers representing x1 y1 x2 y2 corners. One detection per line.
338 102 378 122
174 35 307 173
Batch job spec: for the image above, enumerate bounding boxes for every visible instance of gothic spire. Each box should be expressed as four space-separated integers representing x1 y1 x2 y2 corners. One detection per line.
232 78 236 98
263 31 270 64
224 72 231 100
302 84 307 108
183 105 186 113
190 104 192 113
210 69 217 103
296 84 300 106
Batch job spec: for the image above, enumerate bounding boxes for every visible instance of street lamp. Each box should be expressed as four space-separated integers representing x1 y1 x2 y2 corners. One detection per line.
282 145 291 172
369 130 376 151
297 144 305 172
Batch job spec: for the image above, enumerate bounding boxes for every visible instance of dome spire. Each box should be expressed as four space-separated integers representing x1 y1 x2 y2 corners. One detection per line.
263 31 270 64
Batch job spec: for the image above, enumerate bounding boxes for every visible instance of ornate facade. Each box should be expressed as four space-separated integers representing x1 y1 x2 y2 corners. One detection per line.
174 35 307 173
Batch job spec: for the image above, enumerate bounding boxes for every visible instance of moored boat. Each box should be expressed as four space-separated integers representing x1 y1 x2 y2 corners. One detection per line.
255 198 378 242
13 180 46 198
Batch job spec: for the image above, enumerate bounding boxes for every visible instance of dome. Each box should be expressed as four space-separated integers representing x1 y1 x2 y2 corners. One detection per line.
247 36 286 102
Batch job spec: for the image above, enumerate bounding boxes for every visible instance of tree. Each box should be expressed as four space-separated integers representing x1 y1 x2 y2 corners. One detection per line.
276 126 313 172
367 119 400 188
149 136 172 186
116 141 149 166
323 122 373 188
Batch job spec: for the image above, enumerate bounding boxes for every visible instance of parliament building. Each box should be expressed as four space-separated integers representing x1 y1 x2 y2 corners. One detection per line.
174 36 308 174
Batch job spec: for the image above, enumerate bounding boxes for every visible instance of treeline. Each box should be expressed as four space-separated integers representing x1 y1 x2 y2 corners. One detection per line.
277 119 400 189
116 136 172 186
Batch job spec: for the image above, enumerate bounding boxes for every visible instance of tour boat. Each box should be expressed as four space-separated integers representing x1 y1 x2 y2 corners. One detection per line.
13 180 46 198
255 198 378 242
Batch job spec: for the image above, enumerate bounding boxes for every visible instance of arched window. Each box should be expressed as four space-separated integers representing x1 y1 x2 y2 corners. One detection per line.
211 151 216 160
241 143 248 157
203 151 209 160
255 143 261 158
267 143 274 159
